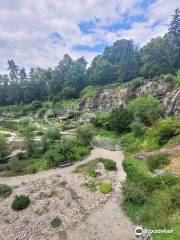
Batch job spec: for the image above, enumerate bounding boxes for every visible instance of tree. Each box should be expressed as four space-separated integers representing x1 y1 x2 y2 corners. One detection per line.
109 106 133 133
168 8 180 70
88 56 115 85
8 60 19 81
140 37 171 78
103 39 140 82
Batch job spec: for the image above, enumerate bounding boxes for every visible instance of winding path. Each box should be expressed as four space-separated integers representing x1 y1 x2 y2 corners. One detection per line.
0 148 135 240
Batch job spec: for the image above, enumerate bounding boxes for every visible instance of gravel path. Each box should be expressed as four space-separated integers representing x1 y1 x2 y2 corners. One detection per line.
0 148 135 240
65 149 135 240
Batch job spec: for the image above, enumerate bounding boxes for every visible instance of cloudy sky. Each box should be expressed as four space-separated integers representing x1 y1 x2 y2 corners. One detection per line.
0 0 179 71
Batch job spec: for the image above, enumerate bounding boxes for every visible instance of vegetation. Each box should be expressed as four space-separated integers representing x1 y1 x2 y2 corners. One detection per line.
76 125 93 145
99 182 112 194
50 217 62 228
99 158 117 171
127 95 164 126
0 9 179 106
84 181 98 192
0 135 9 158
0 184 12 198
12 195 30 211
147 154 170 172
109 106 133 133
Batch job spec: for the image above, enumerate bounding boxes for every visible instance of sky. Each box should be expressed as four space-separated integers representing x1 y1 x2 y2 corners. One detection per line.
0 0 179 71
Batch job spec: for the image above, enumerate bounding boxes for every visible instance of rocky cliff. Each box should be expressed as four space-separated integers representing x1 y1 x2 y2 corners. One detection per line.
78 80 180 116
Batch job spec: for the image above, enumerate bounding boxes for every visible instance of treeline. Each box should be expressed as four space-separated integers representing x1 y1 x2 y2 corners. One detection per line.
0 8 179 106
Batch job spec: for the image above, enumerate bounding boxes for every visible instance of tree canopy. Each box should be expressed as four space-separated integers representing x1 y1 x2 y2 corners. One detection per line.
0 9 179 106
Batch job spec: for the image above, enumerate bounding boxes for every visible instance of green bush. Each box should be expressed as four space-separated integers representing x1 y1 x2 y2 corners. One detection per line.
99 182 112 194
12 195 30 211
0 135 9 158
171 184 180 208
129 77 144 90
131 121 146 137
44 140 89 167
91 111 111 129
173 69 180 86
84 181 97 192
127 95 164 126
0 184 12 198
51 217 62 228
76 125 93 145
147 153 170 171
45 128 61 142
109 106 133 133
99 158 117 170
122 180 147 204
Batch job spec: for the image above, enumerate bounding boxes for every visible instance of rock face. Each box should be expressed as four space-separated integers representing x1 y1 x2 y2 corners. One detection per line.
78 88 127 111
78 80 180 116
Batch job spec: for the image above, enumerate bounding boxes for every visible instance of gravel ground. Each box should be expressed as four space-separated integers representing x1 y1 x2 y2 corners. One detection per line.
0 148 135 240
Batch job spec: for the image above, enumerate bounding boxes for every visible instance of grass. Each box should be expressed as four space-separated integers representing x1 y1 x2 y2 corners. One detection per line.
0 184 12 198
74 159 99 177
97 129 119 139
84 181 98 192
74 158 117 176
122 155 180 240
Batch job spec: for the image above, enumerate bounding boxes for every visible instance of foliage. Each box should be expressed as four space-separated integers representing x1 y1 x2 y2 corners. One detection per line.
128 77 144 90
0 135 9 158
147 154 170 171
50 217 62 228
12 195 30 211
122 180 147 204
127 95 164 126
76 125 93 145
99 158 117 170
109 106 133 133
91 111 111 129
174 69 180 86
74 159 99 176
99 182 112 194
44 140 90 167
84 181 98 192
0 184 12 198
130 121 146 137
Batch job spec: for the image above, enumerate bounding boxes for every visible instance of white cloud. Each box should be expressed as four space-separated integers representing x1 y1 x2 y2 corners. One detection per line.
0 0 179 71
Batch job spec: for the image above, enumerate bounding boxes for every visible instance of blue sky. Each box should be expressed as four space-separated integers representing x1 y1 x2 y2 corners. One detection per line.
0 0 179 70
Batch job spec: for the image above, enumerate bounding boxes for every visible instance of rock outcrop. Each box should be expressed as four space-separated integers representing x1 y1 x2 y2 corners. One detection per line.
78 80 180 116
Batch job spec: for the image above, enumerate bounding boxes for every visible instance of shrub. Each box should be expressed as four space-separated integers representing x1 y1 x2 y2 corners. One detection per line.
131 121 146 137
9 157 25 174
129 77 144 90
171 185 180 207
76 125 93 145
91 111 111 129
84 181 97 192
45 128 61 142
99 158 117 170
127 95 164 126
0 135 9 158
51 217 62 228
147 153 170 171
109 106 133 133
0 184 12 198
173 69 180 86
12 195 30 211
99 182 112 194
122 180 147 204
